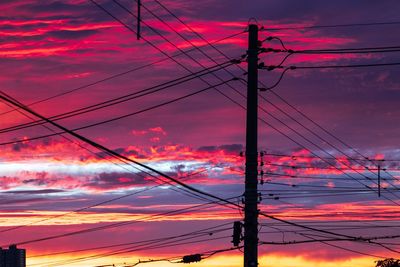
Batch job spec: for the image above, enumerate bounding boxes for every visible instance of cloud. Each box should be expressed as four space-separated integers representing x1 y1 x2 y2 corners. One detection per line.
197 144 243 153
83 171 150 190
149 126 167 135
47 29 99 39
4 189 66 194
1 1 400 264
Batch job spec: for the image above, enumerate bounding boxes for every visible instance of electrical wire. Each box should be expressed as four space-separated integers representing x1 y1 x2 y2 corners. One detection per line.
109 0 251 134
0 30 245 119
36 235 232 267
0 78 237 146
4 195 240 247
101 246 241 267
286 62 400 69
264 162 377 171
0 167 211 234
14 1 398 262
29 223 233 266
29 221 233 258
262 152 399 163
0 60 237 134
0 91 383 249
147 0 397 222
0 99 190 234
263 20 400 31
146 0 397 207
263 180 380 190
136 0 400 196
142 0 390 196
140 0 389 203
263 171 393 181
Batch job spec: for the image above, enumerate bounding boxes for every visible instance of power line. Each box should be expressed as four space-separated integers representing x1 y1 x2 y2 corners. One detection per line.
256 105 398 199
0 167 211 234
260 62 400 76
262 89 400 189
293 47 400 54
262 20 400 31
147 0 400 203
121 246 241 267
0 81 241 235
145 0 393 206
133 5 380 245
109 0 251 136
263 171 393 181
0 78 237 146
3 0 400 264
260 40 400 195
0 90 379 249
258 92 400 200
261 42 400 54
299 234 390 259
6 4 396 266
0 59 237 134
261 152 399 162
29 222 232 259
5 195 240 247
152 0 386 196
108 5 261 264
262 161 400 173
0 99 224 234
263 219 400 226
261 191 378 199
0 99 193 234
124 1 390 207
0 90 245 246
89 0 242 117
264 162 377 171
29 223 233 266
147 0 397 237
0 31 245 119
127 0 400 198
0 1 250 249
258 38 400 189
287 62 400 70
260 224 400 234
259 234 400 245
258 57 400 195
1 88 235 230
263 181 381 190
86 0 400 258
36 235 232 267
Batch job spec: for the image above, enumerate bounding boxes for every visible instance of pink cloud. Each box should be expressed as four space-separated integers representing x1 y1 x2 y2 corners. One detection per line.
149 126 167 135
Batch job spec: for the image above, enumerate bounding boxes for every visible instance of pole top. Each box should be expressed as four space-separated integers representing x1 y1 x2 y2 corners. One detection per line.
248 24 259 31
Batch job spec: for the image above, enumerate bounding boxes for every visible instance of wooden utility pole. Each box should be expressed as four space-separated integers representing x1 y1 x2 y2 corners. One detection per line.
244 24 259 267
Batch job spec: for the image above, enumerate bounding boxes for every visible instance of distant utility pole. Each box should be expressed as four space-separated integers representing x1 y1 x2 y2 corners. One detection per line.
378 163 381 197
244 24 259 267
137 0 141 40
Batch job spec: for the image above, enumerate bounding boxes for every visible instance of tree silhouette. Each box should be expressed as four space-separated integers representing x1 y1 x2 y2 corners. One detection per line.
376 258 400 267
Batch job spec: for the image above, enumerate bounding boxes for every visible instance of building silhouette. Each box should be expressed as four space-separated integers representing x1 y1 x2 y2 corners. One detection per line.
0 245 26 267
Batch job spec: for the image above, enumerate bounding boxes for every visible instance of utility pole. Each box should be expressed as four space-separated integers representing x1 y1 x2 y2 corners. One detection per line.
378 163 381 197
137 0 141 40
244 24 259 267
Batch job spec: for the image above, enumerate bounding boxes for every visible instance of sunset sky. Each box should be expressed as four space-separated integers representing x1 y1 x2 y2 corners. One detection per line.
1 0 400 266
